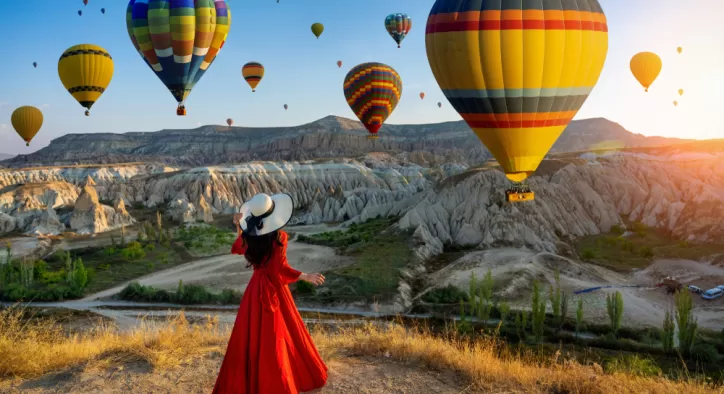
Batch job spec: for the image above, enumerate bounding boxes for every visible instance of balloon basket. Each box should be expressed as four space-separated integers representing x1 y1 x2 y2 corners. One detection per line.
177 107 187 116
505 184 534 202
367 135 379 140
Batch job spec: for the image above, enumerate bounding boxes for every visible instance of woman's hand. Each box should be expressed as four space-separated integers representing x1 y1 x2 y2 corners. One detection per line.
232 213 242 226
300 273 325 286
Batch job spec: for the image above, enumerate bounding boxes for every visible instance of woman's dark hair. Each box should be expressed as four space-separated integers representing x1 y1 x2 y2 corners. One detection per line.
242 230 282 268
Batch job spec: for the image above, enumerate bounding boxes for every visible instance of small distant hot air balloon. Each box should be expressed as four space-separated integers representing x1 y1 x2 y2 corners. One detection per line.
126 0 231 115
419 92 425 100
343 62 402 139
678 89 684 96
673 101 678 106
437 102 442 108
58 44 114 116
226 118 233 126
32 62 37 68
677 47 682 54
83 0 88 5
242 62 264 92
284 104 288 110
384 13 412 48
630 52 662 92
337 60 342 68
311 23 324 38
426 0 608 201
78 10 82 16
101 8 105 14
11 106 43 146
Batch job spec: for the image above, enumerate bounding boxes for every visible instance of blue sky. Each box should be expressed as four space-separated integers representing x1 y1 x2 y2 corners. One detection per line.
1 0 723 154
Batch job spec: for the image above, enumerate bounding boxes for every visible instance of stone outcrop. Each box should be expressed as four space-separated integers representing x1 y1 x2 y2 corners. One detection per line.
69 184 135 235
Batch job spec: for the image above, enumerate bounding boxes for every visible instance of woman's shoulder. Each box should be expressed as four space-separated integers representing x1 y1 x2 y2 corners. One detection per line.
277 230 289 244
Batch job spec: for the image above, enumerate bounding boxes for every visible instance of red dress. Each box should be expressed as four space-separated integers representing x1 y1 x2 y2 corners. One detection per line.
212 231 328 393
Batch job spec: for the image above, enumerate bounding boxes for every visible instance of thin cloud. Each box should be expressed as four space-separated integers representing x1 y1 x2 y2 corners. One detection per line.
0 124 8 130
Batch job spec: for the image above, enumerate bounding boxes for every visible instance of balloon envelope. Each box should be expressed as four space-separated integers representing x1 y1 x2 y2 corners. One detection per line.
242 62 264 91
630 52 661 92
384 13 412 48
311 23 324 38
101 8 105 14
83 0 88 5
226 118 233 126
78 10 82 16
11 106 43 146
343 62 402 138
58 44 114 115
126 0 231 113
677 47 682 54
437 102 442 108
419 92 425 100
337 60 342 68
673 101 678 106
32 62 37 68
284 104 288 110
426 0 608 183
678 89 684 96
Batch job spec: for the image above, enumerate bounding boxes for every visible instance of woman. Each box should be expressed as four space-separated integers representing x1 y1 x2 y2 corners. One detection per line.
213 193 328 393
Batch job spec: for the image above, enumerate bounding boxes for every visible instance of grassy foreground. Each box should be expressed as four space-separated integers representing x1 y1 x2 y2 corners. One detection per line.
0 308 719 393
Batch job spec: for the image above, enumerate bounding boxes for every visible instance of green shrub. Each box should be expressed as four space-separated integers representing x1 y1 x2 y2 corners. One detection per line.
638 245 654 258
120 242 146 261
689 343 719 364
422 285 469 304
581 248 596 260
104 247 116 256
610 224 625 235
295 280 316 295
144 243 156 251
603 355 662 378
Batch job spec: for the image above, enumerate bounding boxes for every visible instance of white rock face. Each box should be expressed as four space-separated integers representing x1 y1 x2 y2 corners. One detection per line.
69 184 136 235
401 153 724 256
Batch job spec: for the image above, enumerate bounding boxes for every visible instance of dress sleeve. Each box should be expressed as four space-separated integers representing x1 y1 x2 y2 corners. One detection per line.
276 231 302 284
231 234 247 255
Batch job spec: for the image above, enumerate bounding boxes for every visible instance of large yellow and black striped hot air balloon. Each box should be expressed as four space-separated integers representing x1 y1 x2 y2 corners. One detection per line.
58 44 114 116
11 106 43 146
426 0 608 202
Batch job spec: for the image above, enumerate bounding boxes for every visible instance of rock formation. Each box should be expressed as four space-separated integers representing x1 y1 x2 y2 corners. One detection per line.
69 183 135 235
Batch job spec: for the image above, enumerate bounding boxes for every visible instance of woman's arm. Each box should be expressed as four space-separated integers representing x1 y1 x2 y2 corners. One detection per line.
231 214 246 255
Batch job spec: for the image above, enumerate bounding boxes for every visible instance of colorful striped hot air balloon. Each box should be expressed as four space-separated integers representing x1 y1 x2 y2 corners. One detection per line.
126 0 231 115
58 44 114 116
11 106 43 146
343 62 402 139
384 13 412 48
630 52 661 92
242 62 264 92
426 0 608 200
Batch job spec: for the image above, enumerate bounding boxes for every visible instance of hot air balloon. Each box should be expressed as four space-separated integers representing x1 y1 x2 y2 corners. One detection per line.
311 23 324 38
242 62 264 92
226 118 233 126
426 0 609 202
678 89 684 96
384 13 412 48
32 62 37 68
101 8 105 14
58 44 114 116
78 10 82 16
673 101 678 106
11 106 43 146
337 60 342 68
677 47 682 54
83 0 88 5
630 52 661 92
283 104 288 110
419 92 425 100
126 0 231 116
343 62 402 139
437 102 442 108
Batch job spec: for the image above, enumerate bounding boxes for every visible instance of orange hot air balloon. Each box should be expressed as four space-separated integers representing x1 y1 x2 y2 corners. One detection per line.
419 92 425 100
337 60 342 68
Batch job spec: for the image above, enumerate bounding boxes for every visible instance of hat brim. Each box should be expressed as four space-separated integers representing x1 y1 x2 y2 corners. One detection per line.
239 193 294 236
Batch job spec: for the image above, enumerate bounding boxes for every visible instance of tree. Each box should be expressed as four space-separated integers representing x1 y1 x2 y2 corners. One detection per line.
575 298 584 340
531 280 547 342
498 302 510 327
468 272 477 317
19 259 33 288
120 224 126 246
674 289 698 357
515 310 528 342
477 269 494 326
156 211 164 243
662 309 675 353
63 251 73 284
560 291 570 330
606 291 624 336
549 269 562 328
72 258 88 290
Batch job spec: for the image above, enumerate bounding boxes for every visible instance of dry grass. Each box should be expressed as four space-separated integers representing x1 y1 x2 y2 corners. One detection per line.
0 307 721 394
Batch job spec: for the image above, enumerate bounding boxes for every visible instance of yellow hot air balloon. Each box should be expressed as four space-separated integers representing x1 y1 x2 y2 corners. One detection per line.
630 52 661 92
673 100 678 106
426 0 609 201
678 89 684 96
58 44 114 116
677 46 682 54
11 106 43 146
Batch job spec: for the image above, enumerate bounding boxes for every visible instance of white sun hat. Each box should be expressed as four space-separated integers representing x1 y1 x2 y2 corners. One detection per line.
239 193 294 236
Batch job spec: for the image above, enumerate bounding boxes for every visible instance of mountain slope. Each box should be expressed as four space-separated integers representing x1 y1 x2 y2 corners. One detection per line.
2 116 686 168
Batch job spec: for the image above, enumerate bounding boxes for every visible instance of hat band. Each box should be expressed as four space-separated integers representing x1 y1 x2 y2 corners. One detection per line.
245 201 275 236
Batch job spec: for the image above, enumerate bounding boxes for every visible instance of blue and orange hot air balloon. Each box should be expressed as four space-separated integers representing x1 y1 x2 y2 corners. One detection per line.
385 13 412 48
126 0 231 115
426 0 609 201
343 62 402 139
